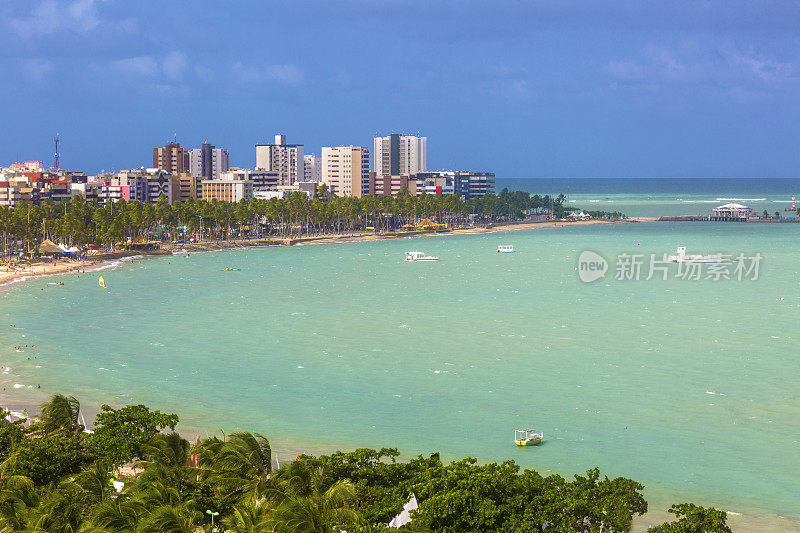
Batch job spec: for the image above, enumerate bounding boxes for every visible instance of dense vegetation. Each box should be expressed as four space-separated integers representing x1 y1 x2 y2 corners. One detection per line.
0 394 730 532
0 189 619 255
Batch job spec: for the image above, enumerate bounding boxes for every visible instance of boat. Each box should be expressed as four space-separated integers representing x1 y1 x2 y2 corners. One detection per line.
98 275 106 288
405 251 438 262
514 428 543 446
223 268 239 271
667 247 724 263
497 245 516 253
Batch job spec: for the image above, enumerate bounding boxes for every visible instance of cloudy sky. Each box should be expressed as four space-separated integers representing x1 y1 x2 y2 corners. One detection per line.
1 0 799 177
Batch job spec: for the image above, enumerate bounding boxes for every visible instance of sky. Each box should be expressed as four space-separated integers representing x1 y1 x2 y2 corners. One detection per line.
1 0 799 178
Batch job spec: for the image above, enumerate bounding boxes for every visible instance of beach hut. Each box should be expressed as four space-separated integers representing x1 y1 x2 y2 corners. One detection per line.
37 239 63 255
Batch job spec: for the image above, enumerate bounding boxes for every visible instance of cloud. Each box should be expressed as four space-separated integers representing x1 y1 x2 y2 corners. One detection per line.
20 58 54 82
162 51 188 81
723 47 793 83
266 64 304 85
232 62 304 85
603 60 646 81
111 56 159 77
10 0 102 37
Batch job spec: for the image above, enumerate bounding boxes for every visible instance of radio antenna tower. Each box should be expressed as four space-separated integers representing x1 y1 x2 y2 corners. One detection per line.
54 133 60 170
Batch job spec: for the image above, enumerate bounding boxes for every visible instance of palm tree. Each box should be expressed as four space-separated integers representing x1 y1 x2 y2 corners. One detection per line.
89 498 146 532
37 394 81 433
223 500 274 533
135 504 199 533
0 475 39 531
71 460 116 504
195 432 272 504
266 477 361 533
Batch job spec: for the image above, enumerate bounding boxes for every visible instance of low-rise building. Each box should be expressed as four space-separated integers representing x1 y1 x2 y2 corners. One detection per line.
369 173 418 196
176 173 201 202
202 171 254 202
0 182 22 206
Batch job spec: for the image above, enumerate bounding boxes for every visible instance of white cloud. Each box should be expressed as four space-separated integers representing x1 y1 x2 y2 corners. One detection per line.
266 64 304 85
232 62 304 85
111 56 159 77
162 51 188 81
10 0 103 37
20 58 54 82
723 47 793 83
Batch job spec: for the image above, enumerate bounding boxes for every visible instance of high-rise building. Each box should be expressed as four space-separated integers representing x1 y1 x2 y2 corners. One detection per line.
321 146 370 198
373 134 427 176
255 134 305 186
153 142 189 174
189 143 229 179
303 154 321 183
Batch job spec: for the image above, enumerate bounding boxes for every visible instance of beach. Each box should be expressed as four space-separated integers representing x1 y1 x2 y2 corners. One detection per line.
1 216 651 287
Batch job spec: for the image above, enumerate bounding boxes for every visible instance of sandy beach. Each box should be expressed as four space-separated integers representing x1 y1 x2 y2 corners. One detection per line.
0 258 103 287
1 217 650 288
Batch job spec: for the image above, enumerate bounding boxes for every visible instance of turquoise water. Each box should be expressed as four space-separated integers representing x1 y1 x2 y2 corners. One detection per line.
496 177 800 218
2 221 799 523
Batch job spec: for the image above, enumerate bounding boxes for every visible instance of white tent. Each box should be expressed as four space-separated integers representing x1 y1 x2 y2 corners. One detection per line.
388 494 418 528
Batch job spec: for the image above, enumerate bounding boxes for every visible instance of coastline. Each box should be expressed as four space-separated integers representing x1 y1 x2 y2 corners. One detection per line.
2 395 797 533
1 217 652 288
13 214 797 531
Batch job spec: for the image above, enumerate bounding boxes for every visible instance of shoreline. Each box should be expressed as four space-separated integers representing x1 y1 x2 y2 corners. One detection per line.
8 215 796 531
2 396 797 533
0 217 652 288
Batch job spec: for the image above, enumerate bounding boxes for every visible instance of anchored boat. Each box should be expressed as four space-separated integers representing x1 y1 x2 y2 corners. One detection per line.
405 251 438 262
667 247 724 263
514 428 543 446
497 245 516 253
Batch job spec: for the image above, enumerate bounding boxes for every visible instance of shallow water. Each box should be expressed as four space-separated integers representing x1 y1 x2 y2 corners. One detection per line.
2 221 799 526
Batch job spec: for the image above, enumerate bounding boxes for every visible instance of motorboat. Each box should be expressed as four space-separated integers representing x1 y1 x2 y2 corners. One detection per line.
405 251 438 262
497 245 516 253
667 247 724 263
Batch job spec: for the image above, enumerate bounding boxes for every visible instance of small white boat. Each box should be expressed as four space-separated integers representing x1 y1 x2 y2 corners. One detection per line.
514 428 543 446
405 251 438 262
667 247 724 263
497 245 516 253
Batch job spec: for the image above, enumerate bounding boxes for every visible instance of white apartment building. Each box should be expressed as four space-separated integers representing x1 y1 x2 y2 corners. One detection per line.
303 154 321 183
373 133 427 176
255 134 305 186
189 144 229 179
321 146 370 198
202 170 254 202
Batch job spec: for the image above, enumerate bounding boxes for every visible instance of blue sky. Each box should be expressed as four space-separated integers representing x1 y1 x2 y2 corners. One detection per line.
1 0 799 178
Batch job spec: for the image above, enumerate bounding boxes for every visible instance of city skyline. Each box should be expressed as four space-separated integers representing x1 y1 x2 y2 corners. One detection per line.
2 1 800 178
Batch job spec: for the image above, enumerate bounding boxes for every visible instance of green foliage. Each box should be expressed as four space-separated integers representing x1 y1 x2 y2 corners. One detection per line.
0 189 620 254
91 404 179 464
0 395 725 533
1 431 95 485
648 503 732 533
0 411 26 462
36 393 82 434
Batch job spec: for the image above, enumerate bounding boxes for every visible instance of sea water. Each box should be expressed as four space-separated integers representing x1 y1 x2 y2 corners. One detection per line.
2 221 799 527
496 177 800 218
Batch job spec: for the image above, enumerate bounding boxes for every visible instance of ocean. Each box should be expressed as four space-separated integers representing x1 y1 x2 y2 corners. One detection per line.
2 178 799 529
496 177 800 218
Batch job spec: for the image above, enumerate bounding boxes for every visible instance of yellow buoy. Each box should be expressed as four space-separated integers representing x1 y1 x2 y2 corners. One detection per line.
99 275 106 288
